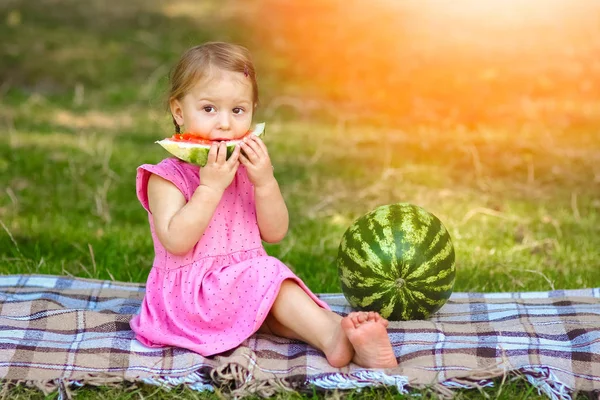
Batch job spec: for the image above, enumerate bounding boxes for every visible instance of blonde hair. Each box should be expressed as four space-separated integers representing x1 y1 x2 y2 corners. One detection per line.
168 42 259 133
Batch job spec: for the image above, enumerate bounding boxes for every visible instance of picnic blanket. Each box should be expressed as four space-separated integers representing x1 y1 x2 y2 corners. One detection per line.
0 275 599 400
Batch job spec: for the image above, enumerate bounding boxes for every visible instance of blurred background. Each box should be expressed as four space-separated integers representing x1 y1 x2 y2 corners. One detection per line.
0 0 599 292
2 0 600 126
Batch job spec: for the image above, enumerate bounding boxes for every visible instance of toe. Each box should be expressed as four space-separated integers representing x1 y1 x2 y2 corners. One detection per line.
341 315 355 332
377 314 390 327
357 312 367 323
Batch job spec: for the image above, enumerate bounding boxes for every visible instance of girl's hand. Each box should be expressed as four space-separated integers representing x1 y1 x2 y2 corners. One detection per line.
199 142 241 193
239 135 275 188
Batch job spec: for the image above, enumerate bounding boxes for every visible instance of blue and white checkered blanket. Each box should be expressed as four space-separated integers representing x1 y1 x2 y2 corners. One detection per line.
1 275 599 400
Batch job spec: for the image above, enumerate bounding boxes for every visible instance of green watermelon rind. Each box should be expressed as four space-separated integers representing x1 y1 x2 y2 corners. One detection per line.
337 203 456 321
155 122 266 166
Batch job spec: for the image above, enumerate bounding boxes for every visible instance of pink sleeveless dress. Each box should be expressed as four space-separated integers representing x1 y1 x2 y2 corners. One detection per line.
129 158 329 356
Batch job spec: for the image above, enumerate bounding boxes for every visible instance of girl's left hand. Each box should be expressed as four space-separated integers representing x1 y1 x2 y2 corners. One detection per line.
239 135 275 188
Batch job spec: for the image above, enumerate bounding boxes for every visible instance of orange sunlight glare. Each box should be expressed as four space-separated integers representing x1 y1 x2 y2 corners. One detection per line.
418 0 573 24
251 0 600 125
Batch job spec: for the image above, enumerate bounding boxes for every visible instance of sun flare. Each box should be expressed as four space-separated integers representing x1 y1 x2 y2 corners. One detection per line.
250 0 600 124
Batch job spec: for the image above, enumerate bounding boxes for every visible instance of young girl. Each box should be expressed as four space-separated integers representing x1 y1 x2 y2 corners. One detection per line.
130 42 398 369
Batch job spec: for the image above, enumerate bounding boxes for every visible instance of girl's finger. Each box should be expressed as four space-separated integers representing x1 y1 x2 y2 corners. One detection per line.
216 142 227 163
248 137 271 167
241 140 258 161
207 143 219 164
250 135 269 155
227 144 241 166
246 135 266 158
239 154 249 165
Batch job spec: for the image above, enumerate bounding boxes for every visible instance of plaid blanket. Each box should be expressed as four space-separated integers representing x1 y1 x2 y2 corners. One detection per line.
0 275 599 400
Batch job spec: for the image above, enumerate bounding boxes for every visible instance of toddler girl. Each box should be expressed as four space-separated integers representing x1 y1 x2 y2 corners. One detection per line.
130 42 398 369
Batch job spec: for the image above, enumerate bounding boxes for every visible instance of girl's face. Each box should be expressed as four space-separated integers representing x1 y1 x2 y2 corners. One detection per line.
170 68 254 140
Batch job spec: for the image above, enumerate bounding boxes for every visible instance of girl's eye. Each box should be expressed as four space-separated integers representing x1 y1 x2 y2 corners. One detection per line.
233 107 244 115
203 106 216 113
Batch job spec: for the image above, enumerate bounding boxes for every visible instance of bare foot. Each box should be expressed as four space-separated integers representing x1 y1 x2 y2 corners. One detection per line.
342 311 398 368
322 313 355 368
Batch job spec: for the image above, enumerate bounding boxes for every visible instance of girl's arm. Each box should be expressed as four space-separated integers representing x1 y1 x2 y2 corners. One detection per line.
147 174 223 255
254 179 289 243
148 143 241 255
239 135 289 243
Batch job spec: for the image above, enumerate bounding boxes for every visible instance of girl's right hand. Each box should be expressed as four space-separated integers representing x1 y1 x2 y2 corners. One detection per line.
199 142 241 194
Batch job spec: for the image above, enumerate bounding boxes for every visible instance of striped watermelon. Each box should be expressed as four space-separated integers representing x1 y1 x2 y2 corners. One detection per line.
337 203 455 321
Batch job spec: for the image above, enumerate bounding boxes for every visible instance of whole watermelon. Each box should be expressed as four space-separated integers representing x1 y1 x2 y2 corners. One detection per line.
337 203 455 321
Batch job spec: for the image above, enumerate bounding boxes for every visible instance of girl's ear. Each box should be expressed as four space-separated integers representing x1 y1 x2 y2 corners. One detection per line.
170 98 184 126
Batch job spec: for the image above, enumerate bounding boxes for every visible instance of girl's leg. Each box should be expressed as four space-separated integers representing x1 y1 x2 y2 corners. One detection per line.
260 279 354 368
260 279 397 368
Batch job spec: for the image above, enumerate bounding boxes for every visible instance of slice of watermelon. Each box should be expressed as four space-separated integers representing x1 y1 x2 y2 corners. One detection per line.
155 122 266 166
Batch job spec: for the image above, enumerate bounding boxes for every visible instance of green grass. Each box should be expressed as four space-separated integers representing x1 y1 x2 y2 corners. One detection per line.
1 0 599 398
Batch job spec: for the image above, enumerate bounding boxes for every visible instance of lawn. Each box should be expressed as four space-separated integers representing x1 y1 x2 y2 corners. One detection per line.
1 0 599 399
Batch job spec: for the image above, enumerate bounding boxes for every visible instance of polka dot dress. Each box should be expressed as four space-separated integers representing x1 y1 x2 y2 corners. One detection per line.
129 158 329 356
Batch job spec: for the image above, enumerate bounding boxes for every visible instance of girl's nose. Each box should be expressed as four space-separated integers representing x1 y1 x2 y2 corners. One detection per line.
218 112 231 130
